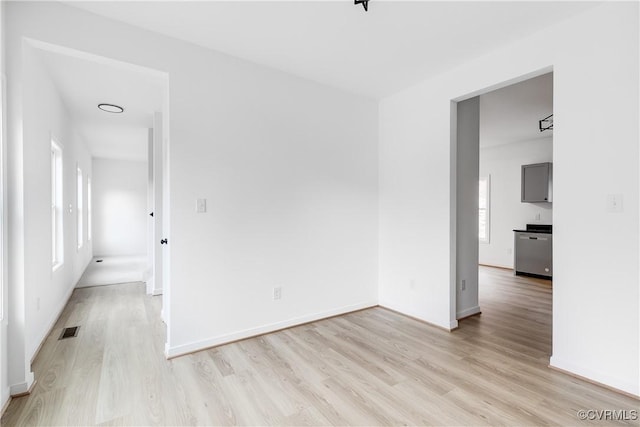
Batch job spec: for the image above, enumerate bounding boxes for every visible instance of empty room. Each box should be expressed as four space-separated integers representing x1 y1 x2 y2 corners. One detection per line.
0 1 638 426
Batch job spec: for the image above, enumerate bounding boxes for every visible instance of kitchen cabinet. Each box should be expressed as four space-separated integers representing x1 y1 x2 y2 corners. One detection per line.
521 162 552 203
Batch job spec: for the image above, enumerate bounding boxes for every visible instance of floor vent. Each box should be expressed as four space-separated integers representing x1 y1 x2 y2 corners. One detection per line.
96 259 103 263
59 326 80 340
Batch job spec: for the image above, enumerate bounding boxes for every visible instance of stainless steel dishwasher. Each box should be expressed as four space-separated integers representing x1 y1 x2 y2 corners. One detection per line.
513 224 552 279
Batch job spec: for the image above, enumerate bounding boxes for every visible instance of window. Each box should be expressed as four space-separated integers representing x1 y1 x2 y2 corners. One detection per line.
479 175 490 243
77 166 83 249
87 177 92 242
51 140 63 269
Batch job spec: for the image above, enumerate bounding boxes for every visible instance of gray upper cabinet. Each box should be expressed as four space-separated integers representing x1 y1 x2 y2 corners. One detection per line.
521 162 552 203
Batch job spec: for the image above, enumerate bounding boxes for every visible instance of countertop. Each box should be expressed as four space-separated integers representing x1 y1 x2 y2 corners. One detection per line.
513 229 552 234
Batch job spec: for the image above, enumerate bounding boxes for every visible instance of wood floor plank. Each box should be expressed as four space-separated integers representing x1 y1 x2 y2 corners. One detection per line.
61 320 105 425
3 269 639 426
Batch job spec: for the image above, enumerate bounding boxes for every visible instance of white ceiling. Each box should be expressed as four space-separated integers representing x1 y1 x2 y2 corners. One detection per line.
38 2 572 160
480 72 553 148
36 47 166 161
67 1 597 98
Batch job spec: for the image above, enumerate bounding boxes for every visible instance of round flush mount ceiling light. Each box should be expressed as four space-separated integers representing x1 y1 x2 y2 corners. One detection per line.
98 103 124 114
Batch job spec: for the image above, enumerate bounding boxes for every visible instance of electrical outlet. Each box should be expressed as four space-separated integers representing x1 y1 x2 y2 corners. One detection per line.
534 213 541 221
273 287 282 300
196 198 207 213
461 280 466 291
607 194 623 213
507 248 513 255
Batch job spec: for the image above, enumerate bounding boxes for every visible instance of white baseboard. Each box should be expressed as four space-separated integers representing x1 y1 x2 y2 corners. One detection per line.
378 300 454 331
550 355 639 398
10 372 34 397
146 276 154 294
165 300 378 359
0 389 11 417
456 305 481 320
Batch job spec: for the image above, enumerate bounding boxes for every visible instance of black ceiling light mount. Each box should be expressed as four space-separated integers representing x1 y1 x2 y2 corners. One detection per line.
355 0 369 12
539 114 553 132
98 103 124 114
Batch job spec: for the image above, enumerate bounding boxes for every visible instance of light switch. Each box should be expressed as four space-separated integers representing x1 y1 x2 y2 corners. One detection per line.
607 194 623 213
196 198 206 213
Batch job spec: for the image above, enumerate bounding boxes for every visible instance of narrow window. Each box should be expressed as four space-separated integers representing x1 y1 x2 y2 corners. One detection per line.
51 140 63 269
479 175 491 243
87 176 92 242
77 166 83 249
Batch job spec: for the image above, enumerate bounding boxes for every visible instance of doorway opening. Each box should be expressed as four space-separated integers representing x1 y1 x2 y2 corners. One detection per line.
452 69 554 359
26 39 170 329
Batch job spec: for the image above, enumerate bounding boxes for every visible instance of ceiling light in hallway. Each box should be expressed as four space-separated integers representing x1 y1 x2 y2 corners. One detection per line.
98 103 124 113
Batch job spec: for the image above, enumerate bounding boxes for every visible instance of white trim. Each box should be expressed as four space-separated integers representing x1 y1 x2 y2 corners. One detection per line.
9 372 34 397
51 138 63 270
456 305 481 319
550 355 639 398
0 74 5 322
478 175 490 244
25 38 169 81
52 261 63 273
164 300 378 359
146 276 154 295
76 165 83 250
87 176 92 242
0 388 11 416
151 288 163 296
377 299 454 331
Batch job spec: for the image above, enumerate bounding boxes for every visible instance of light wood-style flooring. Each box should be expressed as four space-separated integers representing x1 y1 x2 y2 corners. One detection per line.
3 267 638 425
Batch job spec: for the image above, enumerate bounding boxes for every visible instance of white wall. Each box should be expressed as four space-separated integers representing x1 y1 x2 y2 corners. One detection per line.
0 0 9 411
92 158 148 257
4 37 93 394
379 2 638 396
479 137 553 268
6 1 379 366
4 22 94 393
22 45 93 362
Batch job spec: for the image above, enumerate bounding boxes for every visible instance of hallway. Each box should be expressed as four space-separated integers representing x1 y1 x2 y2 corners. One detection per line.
3 282 163 425
76 256 147 288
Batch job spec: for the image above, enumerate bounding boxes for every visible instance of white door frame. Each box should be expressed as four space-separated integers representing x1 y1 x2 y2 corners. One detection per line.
151 112 164 299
